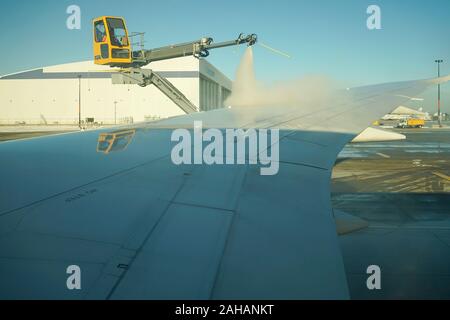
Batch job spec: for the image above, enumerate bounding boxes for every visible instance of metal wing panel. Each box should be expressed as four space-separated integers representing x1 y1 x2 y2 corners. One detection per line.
211 161 347 299
0 128 176 215
0 150 186 299
107 137 349 299
110 203 234 300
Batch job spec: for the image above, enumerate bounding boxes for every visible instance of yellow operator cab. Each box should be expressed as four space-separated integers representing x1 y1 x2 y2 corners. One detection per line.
93 16 132 67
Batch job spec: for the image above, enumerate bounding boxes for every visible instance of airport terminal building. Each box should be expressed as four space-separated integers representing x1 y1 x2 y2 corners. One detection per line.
0 57 232 125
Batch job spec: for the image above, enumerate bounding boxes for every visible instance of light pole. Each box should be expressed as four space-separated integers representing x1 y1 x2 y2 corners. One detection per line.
78 75 82 129
114 100 118 125
435 59 443 128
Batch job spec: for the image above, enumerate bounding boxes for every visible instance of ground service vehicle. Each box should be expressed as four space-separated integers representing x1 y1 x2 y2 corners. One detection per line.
397 118 425 128
93 16 257 113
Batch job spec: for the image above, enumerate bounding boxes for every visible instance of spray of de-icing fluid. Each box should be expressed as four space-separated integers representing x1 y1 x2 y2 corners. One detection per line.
225 47 338 109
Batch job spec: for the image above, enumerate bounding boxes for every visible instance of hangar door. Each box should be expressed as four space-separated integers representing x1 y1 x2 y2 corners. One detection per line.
200 76 231 111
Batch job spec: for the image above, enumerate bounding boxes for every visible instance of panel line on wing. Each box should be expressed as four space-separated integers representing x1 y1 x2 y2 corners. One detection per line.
105 169 192 299
0 154 171 218
171 201 235 214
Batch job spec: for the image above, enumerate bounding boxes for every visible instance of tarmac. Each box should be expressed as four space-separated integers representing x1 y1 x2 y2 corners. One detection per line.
0 125 78 142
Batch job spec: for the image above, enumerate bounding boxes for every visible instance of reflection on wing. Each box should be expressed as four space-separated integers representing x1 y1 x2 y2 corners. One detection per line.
96 129 136 154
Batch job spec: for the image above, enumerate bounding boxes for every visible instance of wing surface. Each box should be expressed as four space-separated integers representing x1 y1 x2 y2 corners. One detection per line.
0 76 447 299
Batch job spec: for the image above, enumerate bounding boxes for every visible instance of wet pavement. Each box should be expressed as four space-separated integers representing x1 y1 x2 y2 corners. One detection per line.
333 127 450 299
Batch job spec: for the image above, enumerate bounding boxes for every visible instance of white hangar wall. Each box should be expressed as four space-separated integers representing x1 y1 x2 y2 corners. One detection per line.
0 57 232 125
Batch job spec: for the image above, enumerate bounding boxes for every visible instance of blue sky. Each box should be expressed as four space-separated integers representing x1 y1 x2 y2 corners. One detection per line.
1 0 449 111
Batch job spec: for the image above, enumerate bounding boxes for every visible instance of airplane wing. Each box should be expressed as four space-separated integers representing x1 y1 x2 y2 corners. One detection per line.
0 76 448 299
